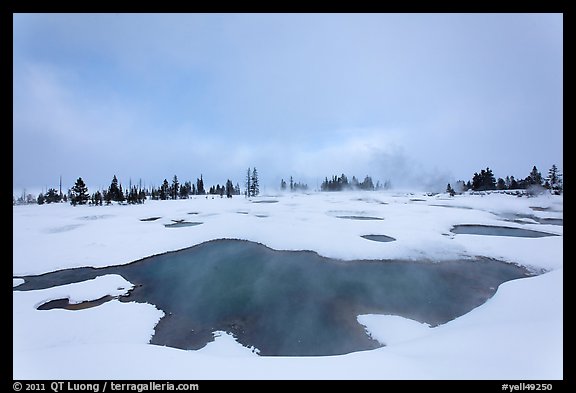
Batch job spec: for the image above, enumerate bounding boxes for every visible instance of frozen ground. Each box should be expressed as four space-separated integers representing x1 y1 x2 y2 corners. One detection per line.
13 191 563 379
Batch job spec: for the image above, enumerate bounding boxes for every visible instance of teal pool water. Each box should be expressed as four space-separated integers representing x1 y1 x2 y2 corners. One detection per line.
14 239 532 356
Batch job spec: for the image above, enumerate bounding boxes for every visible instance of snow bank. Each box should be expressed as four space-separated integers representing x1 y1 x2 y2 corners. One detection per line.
357 314 432 345
13 192 563 379
13 275 164 355
12 192 563 275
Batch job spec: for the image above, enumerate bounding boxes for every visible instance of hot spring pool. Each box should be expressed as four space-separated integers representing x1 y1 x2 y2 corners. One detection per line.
14 239 533 356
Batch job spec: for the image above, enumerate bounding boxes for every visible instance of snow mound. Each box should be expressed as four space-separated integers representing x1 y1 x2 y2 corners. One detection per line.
357 315 431 345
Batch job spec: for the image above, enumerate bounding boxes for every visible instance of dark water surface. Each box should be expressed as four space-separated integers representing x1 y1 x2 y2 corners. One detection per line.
14 239 532 356
164 221 203 228
361 235 396 242
336 216 384 221
451 224 558 238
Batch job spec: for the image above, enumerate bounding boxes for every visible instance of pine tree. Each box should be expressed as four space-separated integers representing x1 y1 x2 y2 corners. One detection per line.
360 176 374 190
226 179 234 198
251 167 260 196
528 166 543 186
160 179 169 200
471 172 481 191
108 175 123 202
196 175 205 195
126 187 136 204
483 168 496 190
45 188 61 203
70 177 89 206
510 176 518 189
446 183 455 196
245 168 251 197
547 164 562 194
281 179 287 191
180 181 190 199
471 168 496 191
118 183 125 202
171 175 179 200
352 176 359 188
94 190 103 206
103 190 111 204
37 193 45 205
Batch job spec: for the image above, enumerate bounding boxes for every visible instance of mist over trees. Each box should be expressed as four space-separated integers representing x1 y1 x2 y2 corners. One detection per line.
320 174 391 192
281 176 309 192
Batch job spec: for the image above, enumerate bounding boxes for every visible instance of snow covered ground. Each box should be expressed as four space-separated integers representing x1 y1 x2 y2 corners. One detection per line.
13 191 563 379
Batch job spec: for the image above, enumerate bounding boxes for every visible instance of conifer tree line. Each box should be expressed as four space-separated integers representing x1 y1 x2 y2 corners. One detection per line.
320 174 391 192
30 172 243 206
15 164 563 206
447 164 563 195
280 176 309 192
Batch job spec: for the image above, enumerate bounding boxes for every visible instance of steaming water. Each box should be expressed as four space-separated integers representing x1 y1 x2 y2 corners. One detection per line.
14 239 532 356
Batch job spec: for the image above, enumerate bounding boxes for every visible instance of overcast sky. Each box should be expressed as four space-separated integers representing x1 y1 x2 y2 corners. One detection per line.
13 13 563 194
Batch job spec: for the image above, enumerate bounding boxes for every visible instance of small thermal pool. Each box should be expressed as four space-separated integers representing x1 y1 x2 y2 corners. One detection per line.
361 235 396 242
451 224 558 238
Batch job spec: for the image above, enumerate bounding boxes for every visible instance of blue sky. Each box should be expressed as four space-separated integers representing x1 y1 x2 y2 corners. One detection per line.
13 13 563 193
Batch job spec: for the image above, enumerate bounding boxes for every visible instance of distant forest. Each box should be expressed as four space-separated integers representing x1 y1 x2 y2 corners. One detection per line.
18 173 244 207
447 164 563 196
319 174 391 192
13 164 563 206
22 167 263 206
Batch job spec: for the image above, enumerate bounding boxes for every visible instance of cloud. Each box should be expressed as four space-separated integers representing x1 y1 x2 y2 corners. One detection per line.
13 61 147 188
13 14 562 193
252 128 452 191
